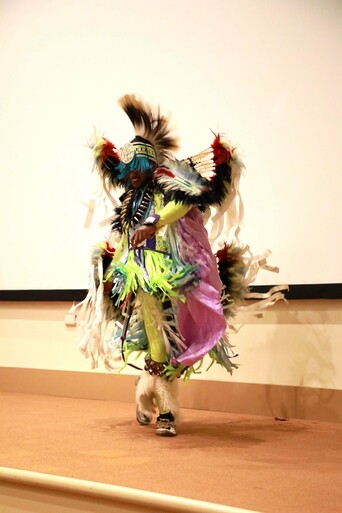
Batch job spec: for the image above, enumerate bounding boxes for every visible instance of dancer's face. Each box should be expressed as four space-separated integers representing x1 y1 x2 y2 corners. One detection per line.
127 170 152 189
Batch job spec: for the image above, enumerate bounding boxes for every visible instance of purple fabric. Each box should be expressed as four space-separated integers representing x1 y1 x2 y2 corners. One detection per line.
145 236 156 249
175 208 226 366
134 248 149 279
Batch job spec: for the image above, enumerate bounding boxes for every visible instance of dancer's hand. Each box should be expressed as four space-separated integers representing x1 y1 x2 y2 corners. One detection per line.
131 225 157 247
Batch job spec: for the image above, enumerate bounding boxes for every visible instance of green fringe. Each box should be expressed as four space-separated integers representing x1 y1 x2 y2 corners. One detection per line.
109 250 197 303
208 346 239 375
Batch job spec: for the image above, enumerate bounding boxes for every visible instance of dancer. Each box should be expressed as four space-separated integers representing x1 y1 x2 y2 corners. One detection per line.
78 94 281 436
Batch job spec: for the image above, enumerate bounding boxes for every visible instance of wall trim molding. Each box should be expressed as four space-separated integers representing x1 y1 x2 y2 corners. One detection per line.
0 283 341 301
1 367 340 423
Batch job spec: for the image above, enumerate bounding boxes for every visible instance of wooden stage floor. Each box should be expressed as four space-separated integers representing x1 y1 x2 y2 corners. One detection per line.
0 392 341 513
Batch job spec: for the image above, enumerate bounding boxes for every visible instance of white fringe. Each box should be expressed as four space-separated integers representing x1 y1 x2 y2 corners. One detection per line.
136 370 179 419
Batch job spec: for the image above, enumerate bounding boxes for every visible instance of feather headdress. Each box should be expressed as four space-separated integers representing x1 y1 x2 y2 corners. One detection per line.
119 94 179 164
92 95 243 214
92 94 178 186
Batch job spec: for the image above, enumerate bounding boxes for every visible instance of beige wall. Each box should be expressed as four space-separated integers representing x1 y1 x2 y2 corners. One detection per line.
1 300 341 390
1 0 341 291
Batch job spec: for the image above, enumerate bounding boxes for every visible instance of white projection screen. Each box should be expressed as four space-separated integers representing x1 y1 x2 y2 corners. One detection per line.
0 0 341 294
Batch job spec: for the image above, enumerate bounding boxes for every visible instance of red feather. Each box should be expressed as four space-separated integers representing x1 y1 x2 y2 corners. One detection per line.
155 167 175 179
211 134 231 165
101 138 119 161
104 241 115 256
